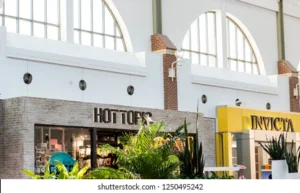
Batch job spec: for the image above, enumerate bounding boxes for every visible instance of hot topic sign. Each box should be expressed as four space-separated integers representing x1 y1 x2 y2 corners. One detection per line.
94 108 152 125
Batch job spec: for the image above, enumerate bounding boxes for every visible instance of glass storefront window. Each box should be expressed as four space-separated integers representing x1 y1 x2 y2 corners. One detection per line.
34 126 91 175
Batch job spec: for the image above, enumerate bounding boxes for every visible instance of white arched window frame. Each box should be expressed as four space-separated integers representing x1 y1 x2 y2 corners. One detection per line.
0 0 61 40
182 11 264 75
226 16 259 75
73 0 126 52
182 11 218 67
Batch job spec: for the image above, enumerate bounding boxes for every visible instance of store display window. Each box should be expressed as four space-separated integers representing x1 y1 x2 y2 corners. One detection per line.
34 126 91 175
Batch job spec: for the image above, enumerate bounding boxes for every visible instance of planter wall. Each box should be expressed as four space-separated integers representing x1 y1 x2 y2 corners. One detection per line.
272 160 288 179
272 160 300 179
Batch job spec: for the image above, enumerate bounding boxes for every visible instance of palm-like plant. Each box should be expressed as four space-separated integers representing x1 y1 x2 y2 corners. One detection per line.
23 161 89 179
174 101 205 179
98 121 180 179
285 141 298 173
258 134 286 160
177 119 205 179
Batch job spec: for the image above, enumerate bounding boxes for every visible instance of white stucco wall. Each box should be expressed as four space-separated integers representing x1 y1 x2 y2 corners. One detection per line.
0 27 164 110
177 59 290 118
285 15 300 70
112 0 153 53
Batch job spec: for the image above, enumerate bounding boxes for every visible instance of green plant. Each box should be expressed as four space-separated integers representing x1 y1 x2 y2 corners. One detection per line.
98 121 180 179
86 167 137 179
176 101 205 179
23 160 55 179
258 134 286 160
23 161 89 179
285 140 299 173
204 172 234 179
298 146 300 166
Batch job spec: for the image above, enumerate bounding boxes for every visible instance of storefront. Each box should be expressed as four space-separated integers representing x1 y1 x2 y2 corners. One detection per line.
216 106 300 179
0 97 216 179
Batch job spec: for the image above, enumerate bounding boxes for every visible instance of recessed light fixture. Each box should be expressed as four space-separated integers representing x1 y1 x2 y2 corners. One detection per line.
23 73 33 84
79 80 87 91
127 85 134 95
266 103 271 110
201 95 207 104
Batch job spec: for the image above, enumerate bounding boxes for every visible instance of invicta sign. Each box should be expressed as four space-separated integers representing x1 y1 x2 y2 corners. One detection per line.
250 115 295 132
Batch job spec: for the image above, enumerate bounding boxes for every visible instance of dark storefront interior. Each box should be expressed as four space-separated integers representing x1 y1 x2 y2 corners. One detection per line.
34 125 136 174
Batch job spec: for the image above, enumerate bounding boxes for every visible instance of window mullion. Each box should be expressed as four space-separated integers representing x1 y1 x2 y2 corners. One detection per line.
31 0 34 36
102 1 105 48
197 17 201 65
227 18 230 69
213 13 217 67
243 37 246 73
2 4 4 26
205 13 209 66
44 0 47 38
235 26 238 72
189 28 191 60
79 0 82 44
113 21 116 50
16 0 19 33
58 0 61 40
90 0 93 46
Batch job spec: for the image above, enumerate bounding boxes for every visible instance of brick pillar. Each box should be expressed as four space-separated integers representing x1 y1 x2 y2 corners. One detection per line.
278 60 300 112
151 34 178 110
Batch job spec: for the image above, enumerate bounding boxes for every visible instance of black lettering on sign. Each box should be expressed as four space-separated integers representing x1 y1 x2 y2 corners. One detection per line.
127 111 135 125
250 115 295 133
120 110 127 124
93 108 154 125
251 115 258 130
273 118 281 131
102 108 111 124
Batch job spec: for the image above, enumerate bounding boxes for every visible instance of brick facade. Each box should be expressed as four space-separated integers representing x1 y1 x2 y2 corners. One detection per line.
0 97 215 179
0 100 4 178
278 60 300 112
151 34 178 110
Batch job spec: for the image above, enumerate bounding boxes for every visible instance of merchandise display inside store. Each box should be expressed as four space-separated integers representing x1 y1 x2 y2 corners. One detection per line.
34 126 131 175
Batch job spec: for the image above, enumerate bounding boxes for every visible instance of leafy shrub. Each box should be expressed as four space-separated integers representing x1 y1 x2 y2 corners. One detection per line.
23 161 89 179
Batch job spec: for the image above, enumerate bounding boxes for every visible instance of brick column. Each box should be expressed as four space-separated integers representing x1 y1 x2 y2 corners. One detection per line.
278 60 300 112
151 34 178 110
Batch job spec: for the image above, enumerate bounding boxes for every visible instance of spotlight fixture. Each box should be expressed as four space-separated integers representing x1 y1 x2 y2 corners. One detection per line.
235 99 242 107
168 50 185 81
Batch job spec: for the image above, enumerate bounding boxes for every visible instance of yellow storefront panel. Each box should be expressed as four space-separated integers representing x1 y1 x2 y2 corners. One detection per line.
217 107 243 133
217 106 300 133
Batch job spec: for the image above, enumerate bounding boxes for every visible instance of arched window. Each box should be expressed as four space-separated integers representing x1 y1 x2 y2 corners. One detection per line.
73 0 126 52
182 11 261 75
182 11 217 67
0 0 60 40
227 16 259 74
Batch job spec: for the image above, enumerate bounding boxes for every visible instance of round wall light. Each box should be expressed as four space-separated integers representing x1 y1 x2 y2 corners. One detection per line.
266 103 271 110
201 95 207 104
235 99 242 107
127 85 134 95
23 73 33 84
79 80 87 91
